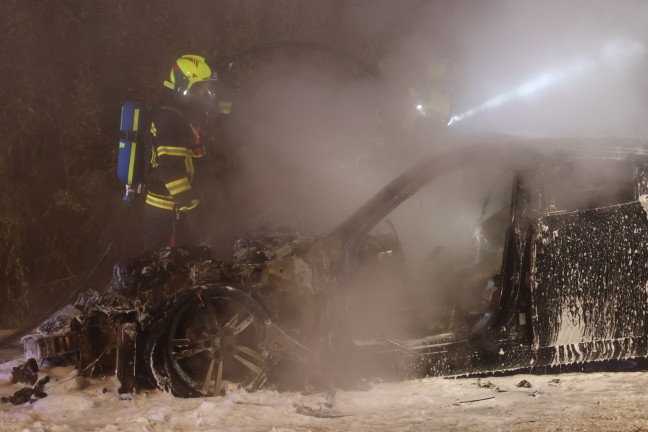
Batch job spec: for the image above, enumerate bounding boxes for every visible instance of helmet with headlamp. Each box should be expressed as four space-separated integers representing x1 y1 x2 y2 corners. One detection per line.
163 54 218 96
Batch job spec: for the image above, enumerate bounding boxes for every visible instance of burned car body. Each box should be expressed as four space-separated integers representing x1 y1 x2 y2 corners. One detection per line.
22 138 648 396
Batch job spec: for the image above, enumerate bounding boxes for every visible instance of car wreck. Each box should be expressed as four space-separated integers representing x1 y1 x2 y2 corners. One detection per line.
21 137 648 397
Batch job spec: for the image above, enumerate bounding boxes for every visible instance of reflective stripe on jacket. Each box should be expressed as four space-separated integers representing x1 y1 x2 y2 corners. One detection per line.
145 192 175 210
145 106 201 211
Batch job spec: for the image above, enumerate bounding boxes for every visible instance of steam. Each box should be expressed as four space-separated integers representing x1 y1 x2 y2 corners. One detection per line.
225 61 390 233
448 38 645 126
221 1 648 236
208 1 648 354
445 0 648 136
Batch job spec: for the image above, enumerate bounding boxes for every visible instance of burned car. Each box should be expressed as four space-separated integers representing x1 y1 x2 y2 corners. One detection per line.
22 137 648 396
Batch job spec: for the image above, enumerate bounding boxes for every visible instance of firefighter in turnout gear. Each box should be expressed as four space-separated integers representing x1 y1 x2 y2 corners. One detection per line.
143 54 228 250
370 48 456 155
401 57 454 130
390 43 456 138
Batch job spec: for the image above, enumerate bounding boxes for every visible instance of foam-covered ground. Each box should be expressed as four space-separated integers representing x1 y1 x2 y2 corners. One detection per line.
2 340 648 432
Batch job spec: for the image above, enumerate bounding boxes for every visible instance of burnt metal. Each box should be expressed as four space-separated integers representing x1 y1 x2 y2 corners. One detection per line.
22 138 648 396
2 362 49 405
116 323 137 394
10 358 38 386
1 376 49 405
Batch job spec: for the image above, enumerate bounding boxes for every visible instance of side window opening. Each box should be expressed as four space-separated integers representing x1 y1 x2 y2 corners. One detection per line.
347 165 514 338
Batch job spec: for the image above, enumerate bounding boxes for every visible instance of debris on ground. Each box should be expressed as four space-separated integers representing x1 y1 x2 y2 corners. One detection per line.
548 378 561 386
2 375 49 405
516 379 533 388
459 396 496 404
477 378 497 389
294 403 350 418
293 389 349 418
10 358 38 385
476 378 508 392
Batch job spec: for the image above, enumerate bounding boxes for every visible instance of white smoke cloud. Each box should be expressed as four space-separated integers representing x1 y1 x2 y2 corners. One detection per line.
441 0 648 136
216 0 648 239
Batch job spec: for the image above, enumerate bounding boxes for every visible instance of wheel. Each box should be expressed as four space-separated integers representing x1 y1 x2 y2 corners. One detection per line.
153 285 271 397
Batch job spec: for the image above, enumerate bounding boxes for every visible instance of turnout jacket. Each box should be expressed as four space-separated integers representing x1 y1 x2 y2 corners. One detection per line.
145 107 203 211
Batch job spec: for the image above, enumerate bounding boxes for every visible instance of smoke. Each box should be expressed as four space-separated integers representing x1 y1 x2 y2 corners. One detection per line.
443 0 648 136
448 37 646 126
209 1 648 348
224 57 388 233
345 0 648 334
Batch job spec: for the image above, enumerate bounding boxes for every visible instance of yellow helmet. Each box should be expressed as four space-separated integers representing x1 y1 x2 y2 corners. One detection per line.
163 55 218 94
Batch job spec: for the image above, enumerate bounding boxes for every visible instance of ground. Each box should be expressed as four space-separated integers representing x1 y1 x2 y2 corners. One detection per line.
2 333 648 432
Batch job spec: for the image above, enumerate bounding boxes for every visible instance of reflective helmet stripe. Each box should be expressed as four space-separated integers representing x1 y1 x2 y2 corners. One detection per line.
163 54 217 93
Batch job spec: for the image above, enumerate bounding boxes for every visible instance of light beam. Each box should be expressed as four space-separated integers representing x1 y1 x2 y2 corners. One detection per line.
448 38 644 126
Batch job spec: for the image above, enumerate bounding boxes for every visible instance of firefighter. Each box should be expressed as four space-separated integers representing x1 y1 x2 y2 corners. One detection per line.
401 57 454 132
143 54 230 250
371 52 456 154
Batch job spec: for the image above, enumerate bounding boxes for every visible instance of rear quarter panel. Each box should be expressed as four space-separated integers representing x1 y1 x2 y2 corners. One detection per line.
530 202 648 364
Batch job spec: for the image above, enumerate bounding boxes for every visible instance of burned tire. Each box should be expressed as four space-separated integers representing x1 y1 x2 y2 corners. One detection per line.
150 285 272 397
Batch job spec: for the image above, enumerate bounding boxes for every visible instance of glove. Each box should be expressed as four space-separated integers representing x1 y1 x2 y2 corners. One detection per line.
177 198 200 212
173 186 200 212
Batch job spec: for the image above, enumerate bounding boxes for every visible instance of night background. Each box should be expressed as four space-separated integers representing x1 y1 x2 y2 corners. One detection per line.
5 2 648 429
2 0 647 327
0 0 451 326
